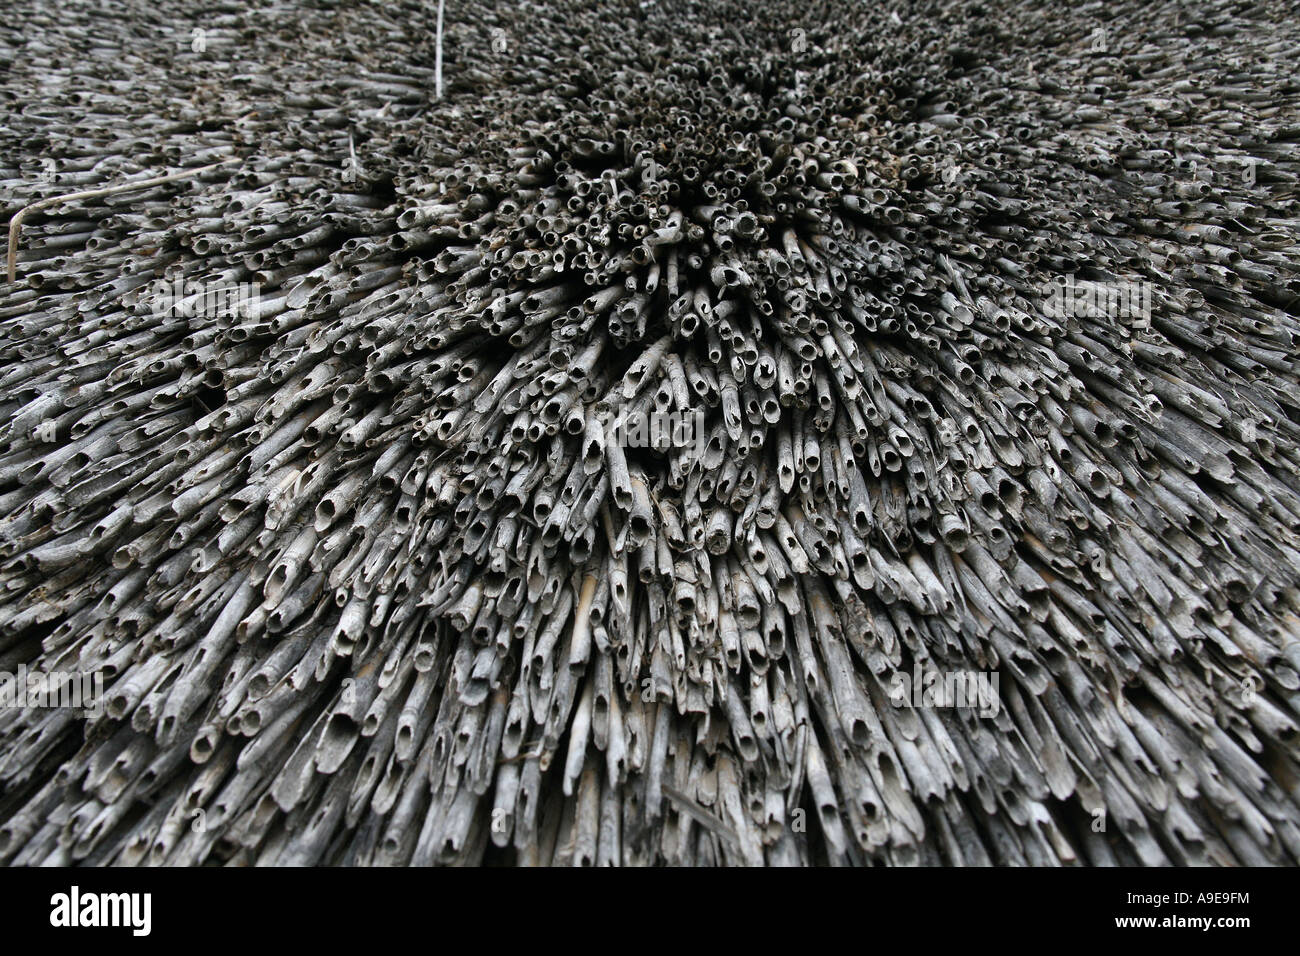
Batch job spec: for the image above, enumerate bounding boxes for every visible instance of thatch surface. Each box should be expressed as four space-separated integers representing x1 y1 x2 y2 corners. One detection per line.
1 0 1299 865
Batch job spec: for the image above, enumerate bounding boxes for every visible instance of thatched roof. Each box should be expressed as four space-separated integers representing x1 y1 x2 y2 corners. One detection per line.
1 0 1299 865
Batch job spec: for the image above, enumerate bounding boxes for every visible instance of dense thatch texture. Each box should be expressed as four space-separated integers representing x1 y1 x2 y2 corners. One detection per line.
1 0 1299 865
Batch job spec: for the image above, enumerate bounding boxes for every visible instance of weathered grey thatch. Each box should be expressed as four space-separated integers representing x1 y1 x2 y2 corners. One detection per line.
1 0 1299 865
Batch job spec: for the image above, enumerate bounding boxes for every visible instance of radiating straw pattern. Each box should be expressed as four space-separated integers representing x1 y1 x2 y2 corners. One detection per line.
1 0 1299 864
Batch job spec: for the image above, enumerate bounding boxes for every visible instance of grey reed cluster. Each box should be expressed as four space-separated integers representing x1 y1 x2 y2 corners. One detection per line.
1 0 1299 866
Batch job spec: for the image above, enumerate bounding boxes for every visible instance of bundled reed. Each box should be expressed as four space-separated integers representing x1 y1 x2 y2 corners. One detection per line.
1 0 1299 865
